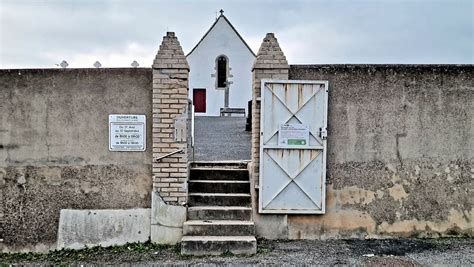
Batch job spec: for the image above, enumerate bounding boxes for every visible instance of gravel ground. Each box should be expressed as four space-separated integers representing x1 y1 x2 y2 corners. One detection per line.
2 238 472 266
192 116 251 161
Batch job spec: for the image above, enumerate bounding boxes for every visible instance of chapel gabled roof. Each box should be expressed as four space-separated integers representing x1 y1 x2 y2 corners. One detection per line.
186 12 256 57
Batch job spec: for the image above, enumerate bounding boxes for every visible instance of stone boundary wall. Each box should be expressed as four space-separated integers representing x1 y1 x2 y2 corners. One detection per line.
0 68 153 252
252 62 473 239
1 61 472 251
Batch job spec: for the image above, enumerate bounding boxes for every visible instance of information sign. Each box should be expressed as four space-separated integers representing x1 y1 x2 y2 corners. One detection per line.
109 114 146 151
278 124 309 146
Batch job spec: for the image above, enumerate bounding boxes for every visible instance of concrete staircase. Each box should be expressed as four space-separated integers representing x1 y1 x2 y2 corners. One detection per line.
181 161 256 256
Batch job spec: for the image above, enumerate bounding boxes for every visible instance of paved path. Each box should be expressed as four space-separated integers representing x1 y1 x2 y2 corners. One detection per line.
192 116 251 161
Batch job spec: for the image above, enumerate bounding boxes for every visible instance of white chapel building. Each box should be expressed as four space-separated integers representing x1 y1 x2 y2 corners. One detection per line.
187 10 256 116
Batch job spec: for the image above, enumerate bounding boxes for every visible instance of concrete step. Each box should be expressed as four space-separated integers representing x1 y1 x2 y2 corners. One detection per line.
190 168 249 181
187 206 251 220
181 236 257 256
188 193 251 206
183 220 255 236
191 161 249 169
188 180 250 193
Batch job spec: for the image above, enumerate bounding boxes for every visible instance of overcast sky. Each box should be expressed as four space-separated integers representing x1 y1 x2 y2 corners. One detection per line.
0 0 472 68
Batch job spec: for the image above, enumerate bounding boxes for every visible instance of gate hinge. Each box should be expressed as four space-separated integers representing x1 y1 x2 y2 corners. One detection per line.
319 127 328 140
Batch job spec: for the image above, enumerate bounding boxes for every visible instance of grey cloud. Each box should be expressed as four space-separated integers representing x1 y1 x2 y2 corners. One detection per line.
0 0 472 68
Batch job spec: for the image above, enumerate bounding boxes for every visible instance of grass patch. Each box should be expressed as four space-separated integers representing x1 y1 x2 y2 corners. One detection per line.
256 238 274 254
221 250 234 257
0 241 173 265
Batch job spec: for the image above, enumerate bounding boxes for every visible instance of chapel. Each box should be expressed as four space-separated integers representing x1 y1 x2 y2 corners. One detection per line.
187 10 256 116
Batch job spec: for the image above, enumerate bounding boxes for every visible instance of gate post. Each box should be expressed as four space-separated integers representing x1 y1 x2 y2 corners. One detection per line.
152 32 190 205
150 32 189 244
251 33 289 186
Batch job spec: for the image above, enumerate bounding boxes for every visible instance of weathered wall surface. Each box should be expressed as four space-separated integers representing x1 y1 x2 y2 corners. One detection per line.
57 209 151 250
0 68 153 252
1 64 472 251
262 64 473 239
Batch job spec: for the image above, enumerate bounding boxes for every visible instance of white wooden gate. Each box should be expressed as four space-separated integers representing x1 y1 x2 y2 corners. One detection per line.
259 80 328 214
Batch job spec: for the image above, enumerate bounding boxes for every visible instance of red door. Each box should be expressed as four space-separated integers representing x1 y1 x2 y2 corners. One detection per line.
193 88 206 113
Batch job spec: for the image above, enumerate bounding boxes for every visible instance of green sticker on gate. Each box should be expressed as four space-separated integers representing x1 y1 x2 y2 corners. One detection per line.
288 139 306 145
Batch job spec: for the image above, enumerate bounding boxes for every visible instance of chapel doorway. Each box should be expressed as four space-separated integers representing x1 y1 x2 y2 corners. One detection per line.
193 88 206 113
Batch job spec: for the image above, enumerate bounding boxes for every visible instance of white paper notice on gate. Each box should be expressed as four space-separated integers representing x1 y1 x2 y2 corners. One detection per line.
278 124 309 146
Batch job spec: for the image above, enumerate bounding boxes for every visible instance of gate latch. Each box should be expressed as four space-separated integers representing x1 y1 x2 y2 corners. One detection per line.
319 127 328 140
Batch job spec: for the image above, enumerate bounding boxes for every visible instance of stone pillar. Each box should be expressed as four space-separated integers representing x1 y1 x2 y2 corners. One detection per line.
251 33 289 185
152 32 190 205
250 33 290 240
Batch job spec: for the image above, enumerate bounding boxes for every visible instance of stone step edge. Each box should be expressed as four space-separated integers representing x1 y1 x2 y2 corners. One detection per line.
191 160 250 164
190 167 249 171
188 180 250 183
184 220 254 226
181 236 256 242
187 206 252 211
191 160 250 167
188 193 251 197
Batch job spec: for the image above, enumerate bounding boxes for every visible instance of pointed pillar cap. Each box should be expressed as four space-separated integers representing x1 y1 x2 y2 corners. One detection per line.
153 32 189 70
252 33 289 70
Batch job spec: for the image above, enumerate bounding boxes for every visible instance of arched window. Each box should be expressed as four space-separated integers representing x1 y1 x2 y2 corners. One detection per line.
217 56 227 88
